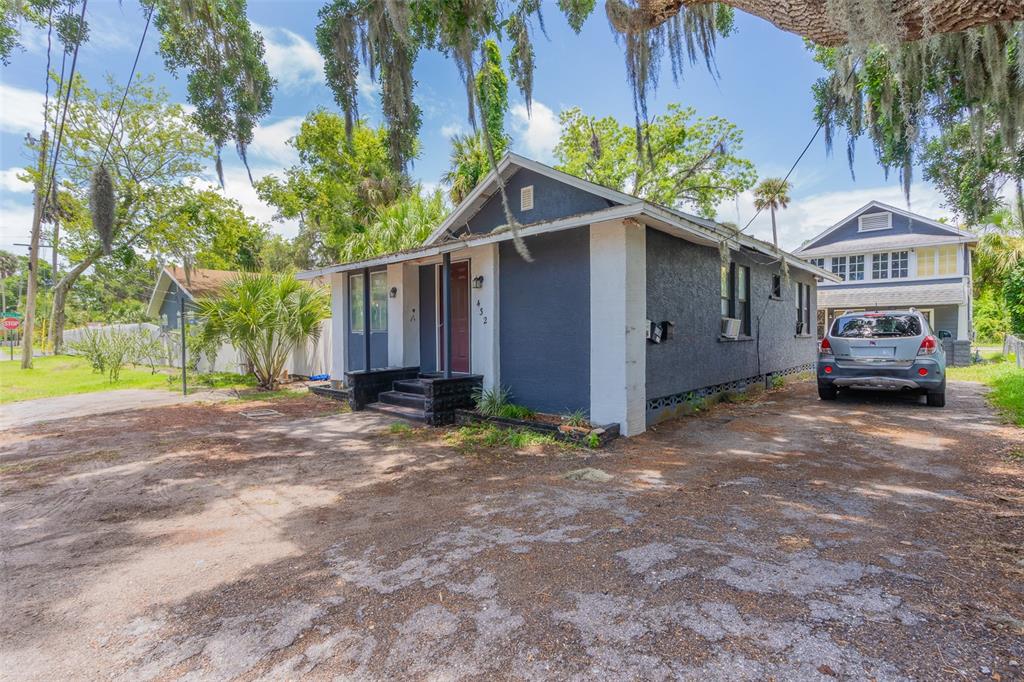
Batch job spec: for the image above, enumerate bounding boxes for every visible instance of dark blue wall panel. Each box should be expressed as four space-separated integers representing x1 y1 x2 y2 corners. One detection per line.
499 228 590 414
463 168 616 235
418 264 437 374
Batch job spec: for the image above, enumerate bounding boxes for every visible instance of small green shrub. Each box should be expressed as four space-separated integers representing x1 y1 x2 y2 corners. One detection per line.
388 422 413 435
564 409 590 427
473 384 511 416
498 403 535 420
685 392 706 412
585 432 600 448
770 374 785 389
445 424 566 450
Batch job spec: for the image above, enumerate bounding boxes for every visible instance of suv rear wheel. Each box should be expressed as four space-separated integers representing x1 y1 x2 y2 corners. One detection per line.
818 382 838 401
926 381 946 407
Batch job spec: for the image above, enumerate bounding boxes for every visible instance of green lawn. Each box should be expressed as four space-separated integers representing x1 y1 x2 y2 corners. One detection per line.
0 355 172 404
948 355 1024 426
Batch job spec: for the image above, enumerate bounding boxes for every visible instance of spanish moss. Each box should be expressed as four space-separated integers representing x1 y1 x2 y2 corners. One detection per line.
90 163 115 255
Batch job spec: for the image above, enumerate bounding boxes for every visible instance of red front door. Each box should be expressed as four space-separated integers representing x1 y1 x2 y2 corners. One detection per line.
440 260 471 374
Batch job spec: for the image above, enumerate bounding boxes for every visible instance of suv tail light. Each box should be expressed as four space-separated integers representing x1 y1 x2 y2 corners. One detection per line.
917 335 938 356
819 337 832 355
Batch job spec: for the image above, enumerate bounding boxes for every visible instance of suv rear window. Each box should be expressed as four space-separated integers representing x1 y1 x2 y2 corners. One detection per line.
831 314 923 338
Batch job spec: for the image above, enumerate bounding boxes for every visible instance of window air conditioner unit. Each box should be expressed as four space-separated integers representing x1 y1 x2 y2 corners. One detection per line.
721 317 741 339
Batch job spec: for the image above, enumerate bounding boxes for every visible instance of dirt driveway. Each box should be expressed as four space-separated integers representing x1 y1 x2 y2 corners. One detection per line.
1 382 1022 680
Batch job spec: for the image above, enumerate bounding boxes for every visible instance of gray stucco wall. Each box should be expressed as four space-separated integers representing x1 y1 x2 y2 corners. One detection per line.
645 228 817 419
811 207 954 249
419 264 437 374
345 267 389 371
462 168 616 235
499 228 590 414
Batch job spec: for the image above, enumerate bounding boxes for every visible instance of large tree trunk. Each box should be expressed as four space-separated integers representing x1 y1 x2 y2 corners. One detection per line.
606 0 1024 46
49 247 100 355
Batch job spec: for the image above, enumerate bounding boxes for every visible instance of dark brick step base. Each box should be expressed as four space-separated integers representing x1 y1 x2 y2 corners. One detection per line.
379 390 426 409
366 402 427 423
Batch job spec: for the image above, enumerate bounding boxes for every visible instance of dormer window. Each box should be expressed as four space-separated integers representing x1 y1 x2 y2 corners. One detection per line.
858 212 892 232
520 185 534 211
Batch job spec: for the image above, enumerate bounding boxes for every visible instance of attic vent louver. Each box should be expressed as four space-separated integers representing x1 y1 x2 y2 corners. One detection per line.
520 185 534 211
858 212 892 232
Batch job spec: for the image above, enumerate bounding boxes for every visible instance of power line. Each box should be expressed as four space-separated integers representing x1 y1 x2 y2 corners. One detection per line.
42 0 88 208
725 60 861 248
101 7 153 164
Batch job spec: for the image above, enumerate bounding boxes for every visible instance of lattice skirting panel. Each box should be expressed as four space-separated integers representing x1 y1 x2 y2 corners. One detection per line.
646 363 813 425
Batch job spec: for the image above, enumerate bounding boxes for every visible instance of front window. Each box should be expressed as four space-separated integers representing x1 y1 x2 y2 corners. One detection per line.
848 255 865 281
795 282 811 334
720 264 731 317
349 274 365 333
831 256 847 280
937 245 958 275
370 271 388 331
917 247 936 277
890 251 908 278
831 313 923 338
737 264 750 336
872 252 889 279
808 257 825 269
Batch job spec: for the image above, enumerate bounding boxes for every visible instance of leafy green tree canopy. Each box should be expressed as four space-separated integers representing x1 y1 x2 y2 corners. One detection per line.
338 187 447 262
554 103 756 218
255 109 410 265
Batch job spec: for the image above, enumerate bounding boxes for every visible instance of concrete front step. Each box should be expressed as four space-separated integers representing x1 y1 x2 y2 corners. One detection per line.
393 379 428 395
379 390 426 409
366 401 426 422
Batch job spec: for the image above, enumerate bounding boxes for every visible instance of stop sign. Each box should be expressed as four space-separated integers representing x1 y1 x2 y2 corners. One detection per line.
3 318 20 330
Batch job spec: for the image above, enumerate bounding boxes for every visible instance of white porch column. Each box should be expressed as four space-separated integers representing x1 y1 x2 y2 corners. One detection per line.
589 219 647 436
387 263 420 367
471 244 500 389
330 272 348 385
957 302 970 341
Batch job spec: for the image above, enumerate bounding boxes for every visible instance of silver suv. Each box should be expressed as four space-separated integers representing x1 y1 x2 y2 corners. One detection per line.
817 310 946 407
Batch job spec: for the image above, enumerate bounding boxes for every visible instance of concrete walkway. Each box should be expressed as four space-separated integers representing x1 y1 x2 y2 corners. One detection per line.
0 388 229 430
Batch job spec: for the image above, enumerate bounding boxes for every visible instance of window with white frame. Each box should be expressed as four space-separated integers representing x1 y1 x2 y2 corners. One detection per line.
937 245 958 275
848 255 865 281
872 252 889 279
349 274 365 333
858 212 892 232
795 282 811 335
890 251 908 278
370 271 388 331
807 257 825 269
831 256 847 280
721 261 750 336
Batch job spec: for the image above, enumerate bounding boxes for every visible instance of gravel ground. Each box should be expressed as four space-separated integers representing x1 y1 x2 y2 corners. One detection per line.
1 381 1022 681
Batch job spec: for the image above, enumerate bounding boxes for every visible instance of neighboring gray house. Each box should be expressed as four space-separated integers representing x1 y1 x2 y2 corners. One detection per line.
147 266 238 330
300 153 834 436
793 202 978 340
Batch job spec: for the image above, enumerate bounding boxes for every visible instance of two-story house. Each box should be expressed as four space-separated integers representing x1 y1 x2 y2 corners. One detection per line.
794 201 977 342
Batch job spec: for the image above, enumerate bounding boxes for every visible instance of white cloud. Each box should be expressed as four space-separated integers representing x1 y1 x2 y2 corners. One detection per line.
255 24 325 91
510 101 559 163
194 164 300 239
0 168 31 193
440 122 467 139
0 198 36 254
717 183 950 251
248 116 303 166
0 84 45 135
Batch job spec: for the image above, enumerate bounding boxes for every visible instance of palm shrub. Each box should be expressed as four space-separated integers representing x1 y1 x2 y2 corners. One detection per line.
196 273 330 390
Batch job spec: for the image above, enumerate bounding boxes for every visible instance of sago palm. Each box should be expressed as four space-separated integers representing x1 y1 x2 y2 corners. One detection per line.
753 177 792 249
197 273 330 389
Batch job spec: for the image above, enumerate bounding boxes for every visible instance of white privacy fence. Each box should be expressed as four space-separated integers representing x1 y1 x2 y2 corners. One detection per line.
64 319 333 377
1004 334 1024 369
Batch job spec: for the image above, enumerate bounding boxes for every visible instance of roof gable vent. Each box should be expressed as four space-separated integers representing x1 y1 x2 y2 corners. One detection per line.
520 185 534 211
858 212 892 232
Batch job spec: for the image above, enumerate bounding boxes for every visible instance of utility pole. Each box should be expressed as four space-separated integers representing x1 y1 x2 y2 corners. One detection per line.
21 130 48 369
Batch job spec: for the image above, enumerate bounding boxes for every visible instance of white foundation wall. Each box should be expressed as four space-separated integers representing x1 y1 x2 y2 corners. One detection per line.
330 272 348 384
470 244 500 389
387 263 420 367
589 219 647 436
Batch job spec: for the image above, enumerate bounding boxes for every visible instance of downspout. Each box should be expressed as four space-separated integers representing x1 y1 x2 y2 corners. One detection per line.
363 266 371 371
443 252 452 378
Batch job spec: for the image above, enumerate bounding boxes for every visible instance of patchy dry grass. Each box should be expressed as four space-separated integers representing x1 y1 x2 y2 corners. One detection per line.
948 357 1024 426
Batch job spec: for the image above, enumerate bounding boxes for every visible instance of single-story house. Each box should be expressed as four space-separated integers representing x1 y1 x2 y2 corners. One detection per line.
299 153 835 436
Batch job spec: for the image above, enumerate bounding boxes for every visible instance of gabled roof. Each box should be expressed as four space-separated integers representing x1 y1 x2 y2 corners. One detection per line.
423 152 638 245
818 281 968 308
795 200 977 255
300 153 839 282
146 266 239 318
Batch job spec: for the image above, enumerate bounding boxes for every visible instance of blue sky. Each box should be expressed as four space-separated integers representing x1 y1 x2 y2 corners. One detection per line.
0 0 952 259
